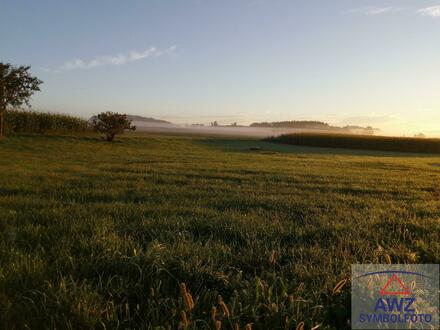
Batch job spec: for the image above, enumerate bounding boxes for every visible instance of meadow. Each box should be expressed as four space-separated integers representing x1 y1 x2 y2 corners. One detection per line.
0 133 439 329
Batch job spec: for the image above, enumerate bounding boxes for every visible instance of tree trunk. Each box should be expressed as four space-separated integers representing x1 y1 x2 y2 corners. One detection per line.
0 111 3 138
106 133 115 142
0 84 4 138
0 82 6 138
0 109 4 138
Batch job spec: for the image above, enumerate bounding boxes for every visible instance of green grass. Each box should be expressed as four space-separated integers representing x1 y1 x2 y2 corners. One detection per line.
268 133 440 154
0 133 439 329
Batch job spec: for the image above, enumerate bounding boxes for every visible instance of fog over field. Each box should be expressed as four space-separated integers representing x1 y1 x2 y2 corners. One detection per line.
133 121 374 138
134 122 320 137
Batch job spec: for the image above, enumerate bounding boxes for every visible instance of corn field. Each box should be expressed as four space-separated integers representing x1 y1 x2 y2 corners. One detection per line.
3 109 89 134
268 133 440 154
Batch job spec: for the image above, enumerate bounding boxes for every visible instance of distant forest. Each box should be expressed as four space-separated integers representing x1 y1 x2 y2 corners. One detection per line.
250 120 375 134
250 120 331 129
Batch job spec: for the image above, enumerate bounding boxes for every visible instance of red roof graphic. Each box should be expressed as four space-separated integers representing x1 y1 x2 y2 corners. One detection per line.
379 274 411 295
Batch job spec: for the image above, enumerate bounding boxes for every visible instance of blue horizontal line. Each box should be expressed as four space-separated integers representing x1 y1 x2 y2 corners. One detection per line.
354 270 431 280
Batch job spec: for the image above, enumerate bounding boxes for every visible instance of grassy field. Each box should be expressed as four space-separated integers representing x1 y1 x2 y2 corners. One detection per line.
0 133 439 329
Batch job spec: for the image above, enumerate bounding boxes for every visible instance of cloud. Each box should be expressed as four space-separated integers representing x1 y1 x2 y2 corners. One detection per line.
417 6 440 17
366 7 397 15
347 7 404 16
56 46 176 72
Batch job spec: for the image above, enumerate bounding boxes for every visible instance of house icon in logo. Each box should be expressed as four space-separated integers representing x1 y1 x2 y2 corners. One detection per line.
379 274 411 295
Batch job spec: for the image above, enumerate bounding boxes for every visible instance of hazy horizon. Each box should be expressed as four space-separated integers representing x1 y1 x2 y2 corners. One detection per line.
2 0 440 137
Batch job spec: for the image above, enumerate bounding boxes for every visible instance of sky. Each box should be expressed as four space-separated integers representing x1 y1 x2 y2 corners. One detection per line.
1 0 440 136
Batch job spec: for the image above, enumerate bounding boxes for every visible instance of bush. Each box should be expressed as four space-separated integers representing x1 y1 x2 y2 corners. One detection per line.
90 111 136 142
3 109 89 134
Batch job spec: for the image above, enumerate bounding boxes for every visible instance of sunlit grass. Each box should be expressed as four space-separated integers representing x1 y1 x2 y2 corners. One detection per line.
0 133 439 329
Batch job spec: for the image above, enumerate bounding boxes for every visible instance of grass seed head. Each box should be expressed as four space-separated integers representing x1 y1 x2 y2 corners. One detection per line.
211 306 217 322
407 252 417 262
180 283 194 310
332 279 347 295
184 292 194 310
296 321 305 330
219 300 230 317
385 254 392 264
180 283 187 295
180 311 189 328
269 250 277 264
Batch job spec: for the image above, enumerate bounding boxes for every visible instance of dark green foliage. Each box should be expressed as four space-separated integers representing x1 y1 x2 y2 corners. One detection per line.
250 122 375 135
269 133 440 154
0 134 439 329
0 63 42 109
4 109 89 133
91 111 136 141
0 63 43 137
